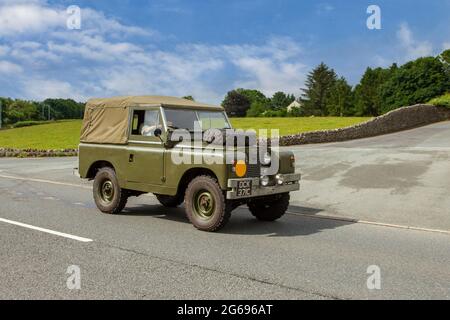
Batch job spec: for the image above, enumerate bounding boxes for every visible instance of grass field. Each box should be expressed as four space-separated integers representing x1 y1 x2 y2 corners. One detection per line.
0 120 82 149
230 117 371 136
0 117 371 149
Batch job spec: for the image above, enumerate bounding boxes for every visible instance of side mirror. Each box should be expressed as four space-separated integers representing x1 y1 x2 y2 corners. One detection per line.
154 128 162 137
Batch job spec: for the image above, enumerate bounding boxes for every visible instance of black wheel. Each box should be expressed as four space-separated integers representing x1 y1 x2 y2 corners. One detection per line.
93 167 128 214
155 194 184 208
184 175 231 232
248 193 290 221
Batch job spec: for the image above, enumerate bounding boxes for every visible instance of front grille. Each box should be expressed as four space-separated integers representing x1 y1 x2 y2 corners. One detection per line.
246 163 261 178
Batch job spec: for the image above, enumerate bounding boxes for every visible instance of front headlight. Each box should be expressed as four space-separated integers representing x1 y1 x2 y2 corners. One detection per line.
261 152 272 166
260 175 270 186
276 174 284 185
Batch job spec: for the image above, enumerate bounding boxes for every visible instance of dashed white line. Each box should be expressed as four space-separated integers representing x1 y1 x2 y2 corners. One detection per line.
0 217 93 242
0 174 91 189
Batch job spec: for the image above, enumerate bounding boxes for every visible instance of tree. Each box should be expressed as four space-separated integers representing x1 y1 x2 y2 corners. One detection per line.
270 92 295 111
236 89 268 105
326 77 354 116
4 100 38 124
43 99 85 119
182 95 195 101
353 66 395 116
300 63 337 116
439 49 450 77
246 101 268 117
379 57 449 113
222 90 251 117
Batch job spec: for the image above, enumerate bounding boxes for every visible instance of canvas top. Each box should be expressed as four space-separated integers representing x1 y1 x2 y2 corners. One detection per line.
85 96 223 111
80 96 223 145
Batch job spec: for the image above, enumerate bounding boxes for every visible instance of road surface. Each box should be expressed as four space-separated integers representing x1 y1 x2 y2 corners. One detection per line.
0 121 449 299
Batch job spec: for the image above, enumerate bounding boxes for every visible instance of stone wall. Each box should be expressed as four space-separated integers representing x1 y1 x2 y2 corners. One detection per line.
0 148 78 158
279 104 450 146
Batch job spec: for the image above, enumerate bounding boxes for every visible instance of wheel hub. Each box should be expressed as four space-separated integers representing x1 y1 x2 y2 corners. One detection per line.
101 180 114 202
194 191 215 219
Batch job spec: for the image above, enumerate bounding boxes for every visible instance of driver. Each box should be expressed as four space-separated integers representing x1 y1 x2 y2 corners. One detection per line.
140 111 161 136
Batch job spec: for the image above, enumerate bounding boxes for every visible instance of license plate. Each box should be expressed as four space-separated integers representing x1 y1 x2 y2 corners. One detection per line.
236 180 252 197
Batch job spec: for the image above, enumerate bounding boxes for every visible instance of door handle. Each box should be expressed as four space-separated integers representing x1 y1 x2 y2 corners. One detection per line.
129 154 134 162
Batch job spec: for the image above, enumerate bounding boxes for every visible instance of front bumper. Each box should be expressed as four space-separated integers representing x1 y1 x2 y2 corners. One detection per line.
226 173 301 200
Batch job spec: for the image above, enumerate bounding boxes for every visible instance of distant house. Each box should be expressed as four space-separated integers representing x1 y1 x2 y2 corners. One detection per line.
287 100 302 113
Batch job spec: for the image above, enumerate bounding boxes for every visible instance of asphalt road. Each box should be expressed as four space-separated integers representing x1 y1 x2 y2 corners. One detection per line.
0 121 450 299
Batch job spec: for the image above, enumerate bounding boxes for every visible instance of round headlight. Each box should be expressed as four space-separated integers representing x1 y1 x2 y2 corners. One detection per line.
276 174 284 185
260 176 270 186
261 152 272 166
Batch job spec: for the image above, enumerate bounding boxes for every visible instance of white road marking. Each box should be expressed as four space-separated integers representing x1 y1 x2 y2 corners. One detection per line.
1 173 449 236
287 211 450 235
0 174 91 189
0 217 93 242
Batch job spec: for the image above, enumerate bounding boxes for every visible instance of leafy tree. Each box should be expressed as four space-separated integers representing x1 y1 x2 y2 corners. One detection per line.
182 95 195 101
235 89 270 117
236 89 268 105
222 90 251 117
270 92 295 110
300 63 337 116
326 77 354 116
43 99 85 120
439 49 450 77
353 66 395 116
246 101 268 117
4 100 38 124
379 57 449 113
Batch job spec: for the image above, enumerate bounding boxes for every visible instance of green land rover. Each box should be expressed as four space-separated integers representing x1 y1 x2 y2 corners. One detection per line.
79 96 301 232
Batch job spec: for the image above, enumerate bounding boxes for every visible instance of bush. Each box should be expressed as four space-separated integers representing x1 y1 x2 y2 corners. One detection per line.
429 93 450 108
12 120 55 128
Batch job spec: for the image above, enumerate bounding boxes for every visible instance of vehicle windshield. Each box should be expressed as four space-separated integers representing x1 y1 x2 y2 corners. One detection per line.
163 109 231 131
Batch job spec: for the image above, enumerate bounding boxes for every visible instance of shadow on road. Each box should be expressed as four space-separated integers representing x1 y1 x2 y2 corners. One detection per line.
121 203 354 237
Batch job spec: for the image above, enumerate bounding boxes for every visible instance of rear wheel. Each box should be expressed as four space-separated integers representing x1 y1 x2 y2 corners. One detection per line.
248 193 290 221
155 194 184 208
185 175 231 232
93 167 128 214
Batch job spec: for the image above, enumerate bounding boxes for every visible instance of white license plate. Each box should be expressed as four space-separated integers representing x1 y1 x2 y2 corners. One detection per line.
236 180 252 197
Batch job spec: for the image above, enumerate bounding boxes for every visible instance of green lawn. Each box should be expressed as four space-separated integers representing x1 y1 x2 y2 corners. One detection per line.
230 117 371 136
0 120 82 149
0 117 371 149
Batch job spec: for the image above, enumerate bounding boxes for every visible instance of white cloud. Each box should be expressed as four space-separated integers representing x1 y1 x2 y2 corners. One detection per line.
0 3 64 36
397 23 433 61
22 79 83 101
0 2 307 103
443 42 450 50
0 60 23 74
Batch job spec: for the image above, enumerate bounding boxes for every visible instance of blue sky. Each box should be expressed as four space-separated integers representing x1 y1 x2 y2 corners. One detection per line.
0 0 449 103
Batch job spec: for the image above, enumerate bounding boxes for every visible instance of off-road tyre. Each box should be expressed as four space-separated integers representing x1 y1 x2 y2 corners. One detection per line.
184 175 232 232
248 193 290 221
93 167 128 214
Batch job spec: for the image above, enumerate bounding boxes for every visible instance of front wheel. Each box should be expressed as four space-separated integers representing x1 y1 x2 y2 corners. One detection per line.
93 167 128 214
184 175 231 232
248 193 290 221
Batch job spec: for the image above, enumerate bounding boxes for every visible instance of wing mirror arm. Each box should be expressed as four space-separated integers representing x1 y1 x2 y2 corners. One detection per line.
155 128 183 148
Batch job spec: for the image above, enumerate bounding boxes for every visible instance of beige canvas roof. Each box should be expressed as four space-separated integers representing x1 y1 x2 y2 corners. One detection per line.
80 96 223 144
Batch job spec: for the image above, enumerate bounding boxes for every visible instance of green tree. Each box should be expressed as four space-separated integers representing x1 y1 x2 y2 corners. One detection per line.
43 99 85 119
182 95 195 101
353 66 395 116
300 63 337 116
222 90 251 117
326 77 354 116
270 92 295 111
380 57 449 113
246 101 268 117
4 100 38 124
